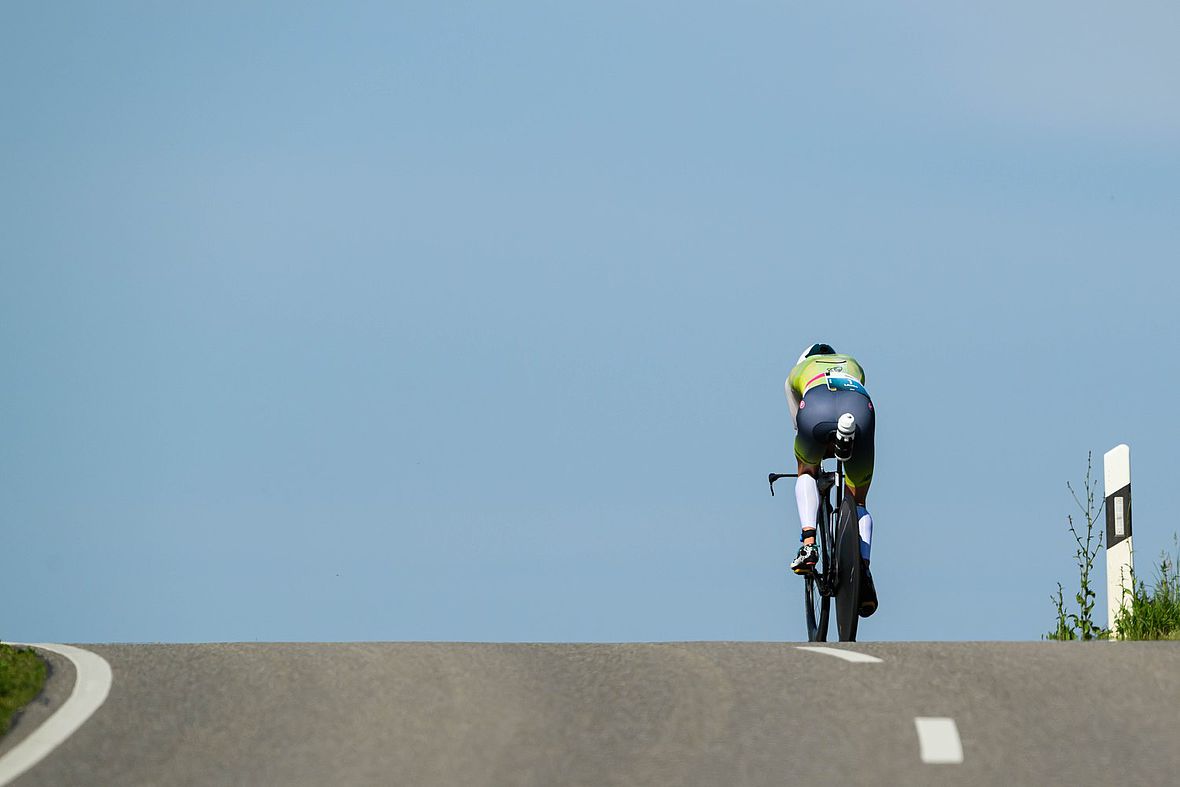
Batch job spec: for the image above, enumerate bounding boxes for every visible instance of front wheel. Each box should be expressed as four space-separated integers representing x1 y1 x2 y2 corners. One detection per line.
804 574 829 641
833 497 861 642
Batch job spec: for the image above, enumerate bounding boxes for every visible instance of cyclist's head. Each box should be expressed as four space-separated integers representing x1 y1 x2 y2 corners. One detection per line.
797 343 836 364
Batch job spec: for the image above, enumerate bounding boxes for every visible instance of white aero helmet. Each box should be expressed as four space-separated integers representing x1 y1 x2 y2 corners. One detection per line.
796 343 836 365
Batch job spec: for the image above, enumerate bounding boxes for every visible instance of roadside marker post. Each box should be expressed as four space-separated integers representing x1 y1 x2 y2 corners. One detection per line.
1104 444 1134 636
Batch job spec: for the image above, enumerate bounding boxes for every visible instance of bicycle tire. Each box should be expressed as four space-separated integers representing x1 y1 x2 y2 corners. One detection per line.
804 573 829 641
803 490 834 642
833 495 861 642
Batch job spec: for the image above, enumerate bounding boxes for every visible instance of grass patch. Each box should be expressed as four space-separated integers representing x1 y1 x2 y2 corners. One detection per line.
1111 541 1180 641
0 643 48 736
1047 453 1180 641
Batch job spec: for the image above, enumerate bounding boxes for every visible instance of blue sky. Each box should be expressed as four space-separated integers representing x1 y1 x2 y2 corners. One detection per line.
3 2 1178 642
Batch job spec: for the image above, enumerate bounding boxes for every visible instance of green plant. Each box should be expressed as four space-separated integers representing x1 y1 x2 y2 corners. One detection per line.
1045 452 1107 641
0 643 48 736
1110 537 1180 640
1047 583 1076 640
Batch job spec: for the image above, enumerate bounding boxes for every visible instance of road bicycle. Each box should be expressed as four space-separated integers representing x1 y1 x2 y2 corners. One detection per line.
769 419 862 642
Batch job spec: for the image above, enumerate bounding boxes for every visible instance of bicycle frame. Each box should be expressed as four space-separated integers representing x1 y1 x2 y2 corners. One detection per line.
811 463 844 600
768 460 844 578
769 455 860 641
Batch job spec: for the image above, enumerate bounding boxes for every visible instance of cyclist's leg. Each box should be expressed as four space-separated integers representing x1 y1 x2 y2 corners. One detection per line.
796 459 820 545
847 480 872 561
790 459 822 575
841 394 876 562
792 387 838 549
834 395 879 616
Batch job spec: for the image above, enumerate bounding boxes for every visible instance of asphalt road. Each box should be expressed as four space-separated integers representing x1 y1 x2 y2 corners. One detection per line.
6 642 1180 786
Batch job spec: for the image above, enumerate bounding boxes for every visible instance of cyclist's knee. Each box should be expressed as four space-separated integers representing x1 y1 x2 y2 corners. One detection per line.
797 460 820 477
847 481 871 505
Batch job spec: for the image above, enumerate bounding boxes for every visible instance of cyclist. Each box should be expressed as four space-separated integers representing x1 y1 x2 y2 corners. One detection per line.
785 343 878 617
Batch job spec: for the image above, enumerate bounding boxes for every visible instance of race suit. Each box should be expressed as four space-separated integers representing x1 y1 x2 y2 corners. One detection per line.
785 353 875 493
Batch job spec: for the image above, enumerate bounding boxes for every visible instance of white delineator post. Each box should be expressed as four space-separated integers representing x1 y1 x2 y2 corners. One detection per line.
1104 444 1134 636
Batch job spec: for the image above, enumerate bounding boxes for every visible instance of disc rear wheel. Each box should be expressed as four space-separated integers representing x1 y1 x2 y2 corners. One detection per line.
834 497 861 642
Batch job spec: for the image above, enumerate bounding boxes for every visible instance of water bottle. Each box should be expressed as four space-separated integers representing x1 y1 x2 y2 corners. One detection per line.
834 413 856 462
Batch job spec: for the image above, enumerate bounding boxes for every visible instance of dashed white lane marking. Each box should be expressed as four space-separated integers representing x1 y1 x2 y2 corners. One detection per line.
0 643 113 787
794 646 883 663
914 717 963 764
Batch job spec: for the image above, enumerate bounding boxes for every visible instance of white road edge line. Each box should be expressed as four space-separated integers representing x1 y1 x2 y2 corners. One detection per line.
914 717 963 764
794 646 883 663
0 643 113 787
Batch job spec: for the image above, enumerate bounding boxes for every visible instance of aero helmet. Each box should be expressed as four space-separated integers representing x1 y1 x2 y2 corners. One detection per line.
796 343 836 365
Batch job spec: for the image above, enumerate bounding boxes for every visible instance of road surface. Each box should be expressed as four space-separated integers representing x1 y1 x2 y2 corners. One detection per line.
3 642 1178 785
